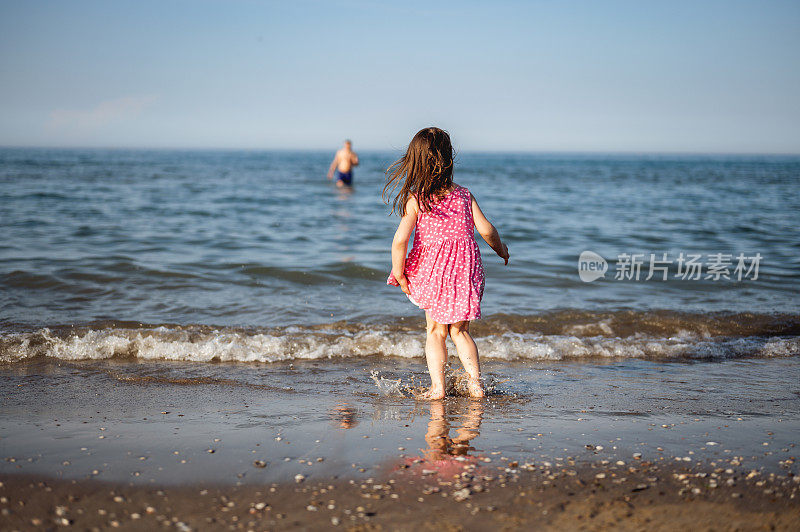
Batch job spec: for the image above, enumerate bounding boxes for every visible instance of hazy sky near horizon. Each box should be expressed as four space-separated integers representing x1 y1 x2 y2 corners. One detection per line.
1 0 799 153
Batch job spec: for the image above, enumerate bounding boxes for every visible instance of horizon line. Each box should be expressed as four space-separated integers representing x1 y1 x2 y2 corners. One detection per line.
1 144 799 158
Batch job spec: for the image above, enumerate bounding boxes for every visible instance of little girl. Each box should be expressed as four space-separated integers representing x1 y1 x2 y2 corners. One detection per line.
384 127 509 399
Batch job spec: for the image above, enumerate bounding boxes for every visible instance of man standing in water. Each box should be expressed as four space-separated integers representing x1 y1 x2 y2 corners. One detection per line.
327 139 359 188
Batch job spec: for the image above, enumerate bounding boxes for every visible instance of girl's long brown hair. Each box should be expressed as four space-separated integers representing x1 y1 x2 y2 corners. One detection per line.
383 127 454 216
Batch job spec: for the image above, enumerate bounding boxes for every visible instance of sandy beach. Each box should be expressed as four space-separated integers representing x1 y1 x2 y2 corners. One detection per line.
2 356 799 530
2 453 798 531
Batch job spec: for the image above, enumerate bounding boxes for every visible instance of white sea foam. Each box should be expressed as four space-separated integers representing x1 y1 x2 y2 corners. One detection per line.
1 326 797 364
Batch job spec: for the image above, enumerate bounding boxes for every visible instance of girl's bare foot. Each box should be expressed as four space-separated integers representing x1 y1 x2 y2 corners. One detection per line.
421 387 445 400
467 377 485 398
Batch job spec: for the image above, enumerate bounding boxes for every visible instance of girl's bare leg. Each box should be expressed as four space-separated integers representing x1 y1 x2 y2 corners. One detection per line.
448 320 485 398
422 312 447 400
423 400 448 460
453 400 484 443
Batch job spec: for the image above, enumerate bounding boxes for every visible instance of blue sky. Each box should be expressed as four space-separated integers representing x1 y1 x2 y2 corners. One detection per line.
1 0 798 153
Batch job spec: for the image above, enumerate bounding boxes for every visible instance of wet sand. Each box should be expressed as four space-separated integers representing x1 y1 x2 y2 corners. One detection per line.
1 357 799 529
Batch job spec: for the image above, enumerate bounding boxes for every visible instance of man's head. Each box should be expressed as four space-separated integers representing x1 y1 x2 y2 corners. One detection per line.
344 139 352 149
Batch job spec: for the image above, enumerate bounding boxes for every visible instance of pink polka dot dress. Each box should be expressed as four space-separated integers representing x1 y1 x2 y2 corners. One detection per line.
387 185 485 324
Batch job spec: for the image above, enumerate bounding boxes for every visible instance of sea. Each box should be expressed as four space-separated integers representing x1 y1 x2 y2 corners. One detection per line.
1 148 799 483
1 148 798 364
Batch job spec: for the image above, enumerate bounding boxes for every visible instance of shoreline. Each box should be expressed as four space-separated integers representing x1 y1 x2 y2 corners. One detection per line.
2 356 798 529
2 457 798 531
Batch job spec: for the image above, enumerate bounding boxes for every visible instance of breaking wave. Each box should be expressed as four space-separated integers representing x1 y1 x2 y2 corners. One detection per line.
1 311 798 364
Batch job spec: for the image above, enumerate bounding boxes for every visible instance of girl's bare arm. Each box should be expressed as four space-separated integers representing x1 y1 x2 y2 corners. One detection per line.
471 195 509 265
391 197 419 294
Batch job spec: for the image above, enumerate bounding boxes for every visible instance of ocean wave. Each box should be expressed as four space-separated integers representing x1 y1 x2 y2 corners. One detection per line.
1 311 798 364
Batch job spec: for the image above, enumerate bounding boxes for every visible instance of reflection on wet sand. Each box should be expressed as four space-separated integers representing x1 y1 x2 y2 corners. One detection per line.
424 400 484 461
331 402 359 429
394 399 486 480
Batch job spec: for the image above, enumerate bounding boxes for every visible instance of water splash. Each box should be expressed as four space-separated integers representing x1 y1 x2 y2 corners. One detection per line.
370 367 504 398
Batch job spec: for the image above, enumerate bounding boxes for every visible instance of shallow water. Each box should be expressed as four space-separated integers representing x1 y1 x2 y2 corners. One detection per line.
1 357 797 484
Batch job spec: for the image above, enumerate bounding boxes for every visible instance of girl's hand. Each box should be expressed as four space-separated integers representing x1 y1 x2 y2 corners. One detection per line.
499 243 509 265
395 273 411 295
